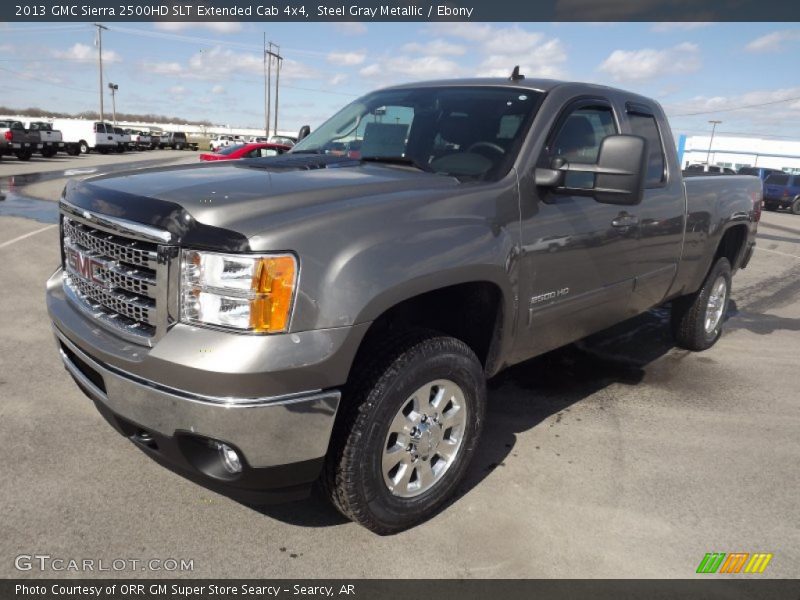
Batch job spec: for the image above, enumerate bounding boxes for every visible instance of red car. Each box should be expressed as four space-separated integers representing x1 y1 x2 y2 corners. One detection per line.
199 142 290 161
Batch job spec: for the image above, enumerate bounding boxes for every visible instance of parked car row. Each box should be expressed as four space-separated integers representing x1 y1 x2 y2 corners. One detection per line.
0 118 202 161
683 163 800 215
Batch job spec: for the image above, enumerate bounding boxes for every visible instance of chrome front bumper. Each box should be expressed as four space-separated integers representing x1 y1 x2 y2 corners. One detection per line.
54 326 341 469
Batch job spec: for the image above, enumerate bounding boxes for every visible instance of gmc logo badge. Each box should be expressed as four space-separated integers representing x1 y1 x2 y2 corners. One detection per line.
66 247 110 289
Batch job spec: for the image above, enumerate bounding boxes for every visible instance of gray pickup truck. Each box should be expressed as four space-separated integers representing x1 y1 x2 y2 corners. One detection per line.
0 119 41 161
27 121 66 158
46 75 761 534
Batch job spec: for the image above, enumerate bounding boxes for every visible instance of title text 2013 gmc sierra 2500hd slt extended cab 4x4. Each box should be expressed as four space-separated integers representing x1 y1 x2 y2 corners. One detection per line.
46 74 761 534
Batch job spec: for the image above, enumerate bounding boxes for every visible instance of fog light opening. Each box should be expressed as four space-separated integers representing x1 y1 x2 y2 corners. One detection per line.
215 442 243 474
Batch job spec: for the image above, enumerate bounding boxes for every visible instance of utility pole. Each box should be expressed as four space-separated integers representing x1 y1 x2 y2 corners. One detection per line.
265 40 274 137
706 120 721 165
108 83 118 124
262 31 269 137
274 46 282 134
94 23 108 122
263 42 283 137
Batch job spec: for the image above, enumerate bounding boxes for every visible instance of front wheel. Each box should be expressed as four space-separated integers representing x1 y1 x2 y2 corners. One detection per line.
791 198 800 215
324 331 486 534
671 257 732 351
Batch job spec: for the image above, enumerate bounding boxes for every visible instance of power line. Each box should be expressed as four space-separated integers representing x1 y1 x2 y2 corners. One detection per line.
0 65 95 95
669 95 800 117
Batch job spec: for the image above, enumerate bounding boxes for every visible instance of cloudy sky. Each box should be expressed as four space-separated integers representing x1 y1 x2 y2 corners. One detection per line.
1 21 799 139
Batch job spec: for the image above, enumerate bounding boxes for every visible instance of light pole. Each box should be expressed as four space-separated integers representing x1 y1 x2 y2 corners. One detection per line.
94 23 108 122
706 120 721 165
108 83 118 124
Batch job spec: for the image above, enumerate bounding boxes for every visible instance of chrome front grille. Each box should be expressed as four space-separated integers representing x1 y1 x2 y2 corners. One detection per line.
63 217 157 268
60 212 173 345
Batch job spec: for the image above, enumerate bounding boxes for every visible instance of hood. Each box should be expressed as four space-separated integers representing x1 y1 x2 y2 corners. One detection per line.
63 155 461 251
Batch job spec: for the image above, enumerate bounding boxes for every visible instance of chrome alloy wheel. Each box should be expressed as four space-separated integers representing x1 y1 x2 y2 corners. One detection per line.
382 379 468 498
704 276 728 334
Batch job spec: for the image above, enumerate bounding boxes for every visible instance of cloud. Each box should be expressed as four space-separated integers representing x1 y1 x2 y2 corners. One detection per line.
651 22 712 32
402 40 466 56
665 86 800 134
478 38 568 78
427 22 494 41
333 22 367 36
54 43 121 64
359 55 463 80
426 24 567 79
154 22 243 34
141 45 318 82
326 50 366 66
598 42 700 82
328 73 348 86
143 61 183 75
0 43 12 54
745 30 800 53
211 85 225 95
168 85 186 96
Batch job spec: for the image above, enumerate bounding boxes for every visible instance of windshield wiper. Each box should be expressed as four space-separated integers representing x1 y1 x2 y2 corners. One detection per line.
290 149 323 154
360 156 430 172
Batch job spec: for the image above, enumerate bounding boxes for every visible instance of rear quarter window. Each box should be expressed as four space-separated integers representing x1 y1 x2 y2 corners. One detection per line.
766 174 790 185
627 111 665 187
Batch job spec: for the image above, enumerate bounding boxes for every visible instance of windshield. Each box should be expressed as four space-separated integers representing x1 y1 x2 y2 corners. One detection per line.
291 86 543 181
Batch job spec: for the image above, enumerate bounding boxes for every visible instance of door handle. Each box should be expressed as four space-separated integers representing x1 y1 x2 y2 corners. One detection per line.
611 213 639 228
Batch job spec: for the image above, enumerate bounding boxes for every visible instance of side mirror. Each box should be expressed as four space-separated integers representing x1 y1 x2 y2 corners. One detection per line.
534 134 647 206
297 125 311 141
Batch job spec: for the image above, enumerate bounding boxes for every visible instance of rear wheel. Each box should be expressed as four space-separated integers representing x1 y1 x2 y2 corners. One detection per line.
791 198 800 215
324 330 486 534
671 257 732 351
41 147 56 158
15 150 32 161
78 141 89 154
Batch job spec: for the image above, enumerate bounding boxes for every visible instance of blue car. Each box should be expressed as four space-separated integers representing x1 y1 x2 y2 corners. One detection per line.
763 173 800 214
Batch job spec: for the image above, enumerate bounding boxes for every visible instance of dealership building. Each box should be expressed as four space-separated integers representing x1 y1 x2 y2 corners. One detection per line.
677 134 800 173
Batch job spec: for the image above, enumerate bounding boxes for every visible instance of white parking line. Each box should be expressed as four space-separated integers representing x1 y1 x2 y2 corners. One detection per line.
0 224 57 250
758 247 800 260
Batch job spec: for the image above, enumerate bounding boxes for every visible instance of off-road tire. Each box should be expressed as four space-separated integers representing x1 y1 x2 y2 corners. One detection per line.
671 257 732 351
323 329 486 534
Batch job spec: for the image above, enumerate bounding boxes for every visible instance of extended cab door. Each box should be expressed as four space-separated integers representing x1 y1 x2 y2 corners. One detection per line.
513 97 637 361
620 102 685 313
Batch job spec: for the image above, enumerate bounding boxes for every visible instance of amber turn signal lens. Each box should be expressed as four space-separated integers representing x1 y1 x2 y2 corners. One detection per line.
249 256 296 333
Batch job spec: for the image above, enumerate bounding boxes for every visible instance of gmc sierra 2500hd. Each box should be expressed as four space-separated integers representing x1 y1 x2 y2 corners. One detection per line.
46 75 761 534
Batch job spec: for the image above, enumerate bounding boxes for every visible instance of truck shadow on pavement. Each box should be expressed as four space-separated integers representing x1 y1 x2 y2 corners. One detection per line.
253 307 682 529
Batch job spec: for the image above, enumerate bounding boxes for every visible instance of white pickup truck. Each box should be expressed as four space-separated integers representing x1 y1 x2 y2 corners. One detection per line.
27 121 67 157
126 129 152 151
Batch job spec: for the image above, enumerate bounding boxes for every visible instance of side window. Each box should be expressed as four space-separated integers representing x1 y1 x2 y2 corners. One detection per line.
547 104 617 189
627 111 666 187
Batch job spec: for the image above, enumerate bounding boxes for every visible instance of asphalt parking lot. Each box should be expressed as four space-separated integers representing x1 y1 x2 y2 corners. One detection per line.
0 155 798 579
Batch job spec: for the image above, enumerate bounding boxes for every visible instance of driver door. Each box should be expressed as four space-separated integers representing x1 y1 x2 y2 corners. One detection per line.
513 99 637 361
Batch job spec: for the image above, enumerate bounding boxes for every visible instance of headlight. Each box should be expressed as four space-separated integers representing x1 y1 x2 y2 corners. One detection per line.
180 250 297 333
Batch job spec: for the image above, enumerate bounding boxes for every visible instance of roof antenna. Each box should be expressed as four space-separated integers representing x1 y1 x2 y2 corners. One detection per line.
510 65 525 81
